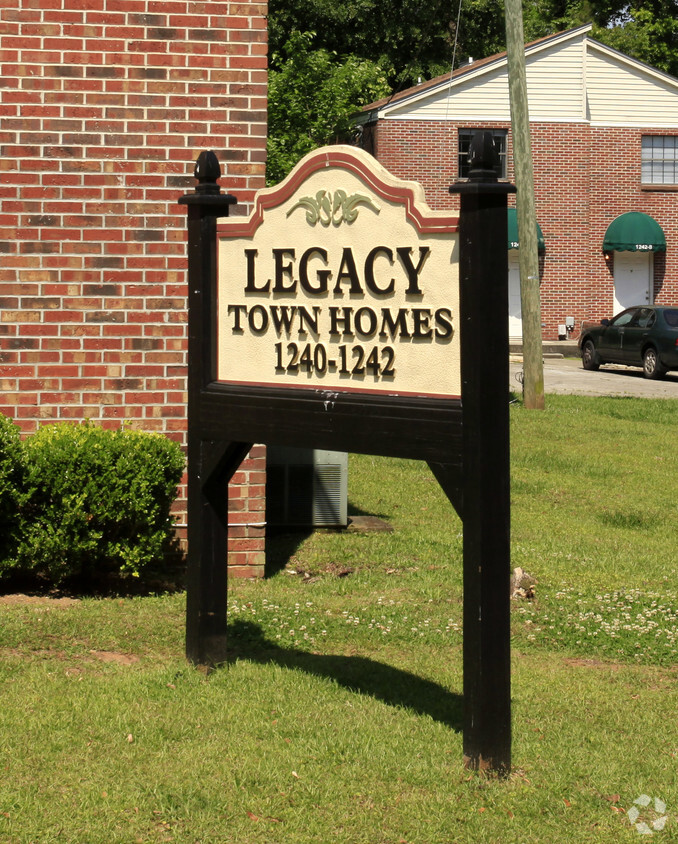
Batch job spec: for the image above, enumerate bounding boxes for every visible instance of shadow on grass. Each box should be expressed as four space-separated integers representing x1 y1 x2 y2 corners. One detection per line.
347 501 393 521
226 619 463 731
265 502 393 579
265 526 313 578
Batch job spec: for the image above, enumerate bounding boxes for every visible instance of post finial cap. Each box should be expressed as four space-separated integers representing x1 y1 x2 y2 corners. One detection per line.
467 132 499 182
194 150 222 194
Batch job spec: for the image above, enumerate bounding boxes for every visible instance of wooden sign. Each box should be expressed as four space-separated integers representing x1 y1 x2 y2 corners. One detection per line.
181 135 513 774
215 147 460 399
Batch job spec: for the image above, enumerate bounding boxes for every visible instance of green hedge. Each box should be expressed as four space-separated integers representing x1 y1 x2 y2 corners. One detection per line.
0 418 185 585
0 415 24 564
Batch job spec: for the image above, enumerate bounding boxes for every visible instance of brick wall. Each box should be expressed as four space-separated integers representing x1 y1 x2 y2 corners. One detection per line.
370 118 678 338
0 0 268 575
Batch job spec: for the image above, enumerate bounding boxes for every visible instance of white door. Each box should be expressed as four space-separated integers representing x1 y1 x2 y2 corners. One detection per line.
613 252 652 313
508 253 522 339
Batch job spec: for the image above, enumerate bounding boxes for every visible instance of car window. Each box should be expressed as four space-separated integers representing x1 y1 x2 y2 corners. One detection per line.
611 309 637 327
663 309 678 328
633 308 655 328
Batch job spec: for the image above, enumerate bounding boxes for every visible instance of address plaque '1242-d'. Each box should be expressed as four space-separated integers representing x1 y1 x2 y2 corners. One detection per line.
216 146 460 399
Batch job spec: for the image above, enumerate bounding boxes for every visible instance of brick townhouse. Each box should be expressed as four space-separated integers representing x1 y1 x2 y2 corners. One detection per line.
356 25 678 341
0 0 268 575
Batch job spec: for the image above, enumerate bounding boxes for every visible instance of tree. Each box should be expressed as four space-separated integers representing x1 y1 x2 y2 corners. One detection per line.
267 31 391 184
268 0 457 89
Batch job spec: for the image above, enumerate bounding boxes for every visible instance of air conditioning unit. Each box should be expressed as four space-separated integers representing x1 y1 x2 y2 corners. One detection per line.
266 447 348 527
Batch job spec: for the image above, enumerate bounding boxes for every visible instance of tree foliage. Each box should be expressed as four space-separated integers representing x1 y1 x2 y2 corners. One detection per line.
267 31 391 184
268 0 456 87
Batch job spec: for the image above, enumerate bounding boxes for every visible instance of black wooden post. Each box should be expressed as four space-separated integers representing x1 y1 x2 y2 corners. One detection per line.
451 132 515 773
179 152 237 666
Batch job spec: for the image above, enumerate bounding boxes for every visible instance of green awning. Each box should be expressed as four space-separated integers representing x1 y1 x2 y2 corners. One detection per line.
603 212 666 252
507 207 546 253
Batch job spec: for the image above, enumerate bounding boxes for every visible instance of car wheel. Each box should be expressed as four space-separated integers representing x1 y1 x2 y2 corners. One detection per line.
642 347 667 379
581 339 600 371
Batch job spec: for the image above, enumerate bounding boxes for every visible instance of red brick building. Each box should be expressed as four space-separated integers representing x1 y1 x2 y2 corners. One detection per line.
357 25 678 341
0 0 268 575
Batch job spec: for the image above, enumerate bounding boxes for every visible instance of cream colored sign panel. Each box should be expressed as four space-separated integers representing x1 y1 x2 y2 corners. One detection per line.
217 146 460 398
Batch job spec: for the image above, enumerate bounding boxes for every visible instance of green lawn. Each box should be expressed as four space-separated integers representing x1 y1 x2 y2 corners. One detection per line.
1 395 677 842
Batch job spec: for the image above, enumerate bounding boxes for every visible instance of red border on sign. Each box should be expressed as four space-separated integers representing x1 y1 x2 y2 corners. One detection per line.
217 146 459 237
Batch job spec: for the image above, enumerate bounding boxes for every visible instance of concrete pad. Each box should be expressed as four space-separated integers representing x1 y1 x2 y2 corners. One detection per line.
509 356 678 398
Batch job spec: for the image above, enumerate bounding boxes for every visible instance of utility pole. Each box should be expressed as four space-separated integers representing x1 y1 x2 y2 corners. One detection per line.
504 0 544 409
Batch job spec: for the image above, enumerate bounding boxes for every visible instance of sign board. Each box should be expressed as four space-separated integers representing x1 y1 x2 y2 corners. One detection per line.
215 147 460 400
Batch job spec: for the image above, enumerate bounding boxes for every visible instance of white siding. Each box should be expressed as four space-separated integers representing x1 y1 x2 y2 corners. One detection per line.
384 36 587 123
586 45 678 127
383 64 512 122
524 38 586 121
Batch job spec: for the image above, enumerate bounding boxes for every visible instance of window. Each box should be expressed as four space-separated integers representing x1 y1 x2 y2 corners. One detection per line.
458 129 507 179
611 308 638 327
632 308 655 329
641 136 678 185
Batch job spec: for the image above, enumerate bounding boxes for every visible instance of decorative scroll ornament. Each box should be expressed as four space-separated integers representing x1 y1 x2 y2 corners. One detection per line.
286 189 381 227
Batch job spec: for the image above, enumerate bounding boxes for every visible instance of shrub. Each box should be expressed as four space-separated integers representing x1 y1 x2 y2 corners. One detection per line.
12 424 185 585
0 415 24 569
